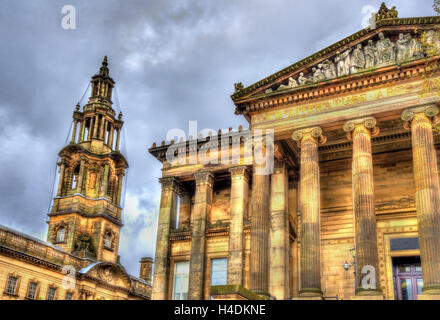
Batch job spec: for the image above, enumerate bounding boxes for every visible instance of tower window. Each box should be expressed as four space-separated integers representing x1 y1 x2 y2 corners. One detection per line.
65 292 74 300
173 261 189 300
71 165 80 189
56 227 66 243
104 233 112 249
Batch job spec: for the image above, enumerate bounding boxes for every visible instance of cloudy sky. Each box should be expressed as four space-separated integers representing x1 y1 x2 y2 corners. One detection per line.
0 0 435 276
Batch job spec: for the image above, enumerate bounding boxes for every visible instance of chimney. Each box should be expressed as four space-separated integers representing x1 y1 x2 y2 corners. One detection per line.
139 257 153 285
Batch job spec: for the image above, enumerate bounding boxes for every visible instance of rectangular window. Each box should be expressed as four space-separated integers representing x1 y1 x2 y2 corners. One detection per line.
47 287 57 300
6 276 18 295
173 261 189 300
210 258 227 286
26 282 38 299
65 292 74 300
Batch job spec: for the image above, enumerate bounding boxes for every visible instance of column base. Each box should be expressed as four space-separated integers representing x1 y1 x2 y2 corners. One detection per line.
293 288 323 300
351 295 385 300
418 285 440 300
210 285 270 300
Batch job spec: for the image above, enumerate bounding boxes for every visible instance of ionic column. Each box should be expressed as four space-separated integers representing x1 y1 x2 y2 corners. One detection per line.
79 119 85 142
343 117 382 296
269 160 290 300
92 115 99 138
227 166 249 286
56 161 66 196
108 124 114 148
152 177 179 300
402 105 440 296
115 128 121 151
292 126 326 297
188 171 214 300
250 155 270 295
71 120 78 143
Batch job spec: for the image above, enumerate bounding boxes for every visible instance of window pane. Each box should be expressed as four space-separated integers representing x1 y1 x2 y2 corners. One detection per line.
47 287 57 300
415 264 422 272
65 292 73 300
400 279 413 300
57 228 65 242
173 261 189 300
417 278 423 295
211 258 227 286
27 282 37 299
6 276 18 295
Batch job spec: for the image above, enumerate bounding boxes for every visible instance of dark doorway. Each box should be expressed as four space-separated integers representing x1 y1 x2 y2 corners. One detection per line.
392 256 423 300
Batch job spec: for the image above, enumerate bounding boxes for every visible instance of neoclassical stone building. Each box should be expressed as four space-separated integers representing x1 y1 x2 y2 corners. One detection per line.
149 4 440 300
0 58 152 300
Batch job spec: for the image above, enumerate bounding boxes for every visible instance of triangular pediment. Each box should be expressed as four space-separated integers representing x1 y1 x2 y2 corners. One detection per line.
231 6 440 107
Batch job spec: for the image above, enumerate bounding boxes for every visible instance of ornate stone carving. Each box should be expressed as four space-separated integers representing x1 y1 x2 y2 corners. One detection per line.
298 72 312 85
335 49 351 77
401 105 440 123
376 32 395 64
350 44 365 74
322 59 337 79
292 126 327 146
277 77 298 91
234 82 244 92
343 117 379 140
363 40 377 68
376 2 398 21
312 64 326 83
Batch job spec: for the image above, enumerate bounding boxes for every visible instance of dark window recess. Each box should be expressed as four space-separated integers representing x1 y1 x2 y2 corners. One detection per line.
390 238 419 251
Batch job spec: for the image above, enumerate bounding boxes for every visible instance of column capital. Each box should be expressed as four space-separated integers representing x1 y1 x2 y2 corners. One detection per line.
194 171 214 186
229 166 249 180
158 177 180 191
292 126 326 147
401 104 439 127
343 117 379 140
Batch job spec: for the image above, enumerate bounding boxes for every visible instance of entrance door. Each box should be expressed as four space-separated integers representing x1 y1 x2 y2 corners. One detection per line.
393 256 423 300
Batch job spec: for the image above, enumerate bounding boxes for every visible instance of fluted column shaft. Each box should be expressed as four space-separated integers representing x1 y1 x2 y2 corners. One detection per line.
56 162 66 196
227 166 249 286
152 177 179 300
292 127 326 297
402 105 440 294
250 162 270 295
188 171 213 300
269 160 290 299
344 117 382 295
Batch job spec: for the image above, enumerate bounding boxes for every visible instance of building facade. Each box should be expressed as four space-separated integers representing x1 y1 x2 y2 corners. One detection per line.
0 58 152 300
149 4 440 300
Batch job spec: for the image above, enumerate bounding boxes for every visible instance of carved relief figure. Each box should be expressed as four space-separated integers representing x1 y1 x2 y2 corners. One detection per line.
364 40 377 68
312 64 326 83
376 32 395 64
335 49 351 76
298 72 312 85
277 77 298 91
322 59 337 79
396 33 412 60
350 44 365 74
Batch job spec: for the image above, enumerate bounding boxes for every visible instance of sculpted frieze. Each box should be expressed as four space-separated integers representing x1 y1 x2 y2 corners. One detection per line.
269 30 428 93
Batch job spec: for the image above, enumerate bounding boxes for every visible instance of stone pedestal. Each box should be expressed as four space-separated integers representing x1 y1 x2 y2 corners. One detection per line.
227 166 249 286
151 177 179 300
402 105 440 297
343 117 382 295
188 171 214 300
292 127 326 298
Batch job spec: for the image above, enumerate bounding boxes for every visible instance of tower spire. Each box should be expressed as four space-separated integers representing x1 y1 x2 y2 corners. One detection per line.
89 55 115 106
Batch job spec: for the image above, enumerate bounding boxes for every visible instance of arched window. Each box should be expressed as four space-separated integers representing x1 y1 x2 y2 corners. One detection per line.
56 227 66 243
71 165 80 189
104 232 112 249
